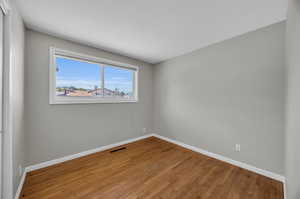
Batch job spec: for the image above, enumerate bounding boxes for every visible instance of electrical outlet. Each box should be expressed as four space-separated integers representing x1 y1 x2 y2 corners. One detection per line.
142 128 147 134
19 165 23 177
235 144 241 152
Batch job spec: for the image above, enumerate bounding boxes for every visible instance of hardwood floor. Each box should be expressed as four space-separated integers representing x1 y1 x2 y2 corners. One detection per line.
20 137 283 199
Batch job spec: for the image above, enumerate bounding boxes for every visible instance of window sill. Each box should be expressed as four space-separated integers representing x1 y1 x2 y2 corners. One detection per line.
49 97 138 104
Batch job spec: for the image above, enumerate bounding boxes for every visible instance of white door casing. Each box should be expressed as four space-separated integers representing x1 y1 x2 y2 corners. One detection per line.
0 7 3 198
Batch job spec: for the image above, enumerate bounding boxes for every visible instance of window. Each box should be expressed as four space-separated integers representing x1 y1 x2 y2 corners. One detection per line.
49 47 138 104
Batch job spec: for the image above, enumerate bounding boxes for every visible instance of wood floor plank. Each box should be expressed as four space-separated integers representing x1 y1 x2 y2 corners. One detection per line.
20 137 283 199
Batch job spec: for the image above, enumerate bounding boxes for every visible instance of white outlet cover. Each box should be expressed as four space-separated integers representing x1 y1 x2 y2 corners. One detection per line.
235 144 241 152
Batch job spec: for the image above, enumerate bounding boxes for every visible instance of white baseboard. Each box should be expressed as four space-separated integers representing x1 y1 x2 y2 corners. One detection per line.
14 170 26 199
25 133 286 182
284 182 287 199
25 134 155 172
153 134 285 183
21 133 285 199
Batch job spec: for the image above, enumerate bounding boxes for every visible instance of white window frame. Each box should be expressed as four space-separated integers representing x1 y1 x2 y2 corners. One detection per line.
49 47 139 104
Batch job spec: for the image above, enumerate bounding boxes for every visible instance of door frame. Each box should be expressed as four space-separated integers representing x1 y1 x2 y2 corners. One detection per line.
1 1 13 199
0 6 3 199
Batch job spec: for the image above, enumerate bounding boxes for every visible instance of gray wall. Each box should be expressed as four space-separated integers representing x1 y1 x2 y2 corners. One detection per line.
285 0 300 198
24 30 153 166
154 22 286 175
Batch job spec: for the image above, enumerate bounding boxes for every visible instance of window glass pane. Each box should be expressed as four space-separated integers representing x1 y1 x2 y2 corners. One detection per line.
56 57 102 97
104 66 134 98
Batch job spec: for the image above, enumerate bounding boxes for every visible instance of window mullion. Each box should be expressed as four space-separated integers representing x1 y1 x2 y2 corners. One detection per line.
101 65 105 97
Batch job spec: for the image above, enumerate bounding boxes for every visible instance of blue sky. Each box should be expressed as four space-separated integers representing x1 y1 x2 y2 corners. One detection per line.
56 57 133 93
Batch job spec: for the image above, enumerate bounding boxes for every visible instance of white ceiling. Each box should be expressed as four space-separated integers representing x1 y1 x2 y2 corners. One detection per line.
16 0 287 64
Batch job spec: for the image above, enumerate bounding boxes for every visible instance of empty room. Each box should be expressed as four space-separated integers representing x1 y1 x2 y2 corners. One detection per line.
1 0 300 198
